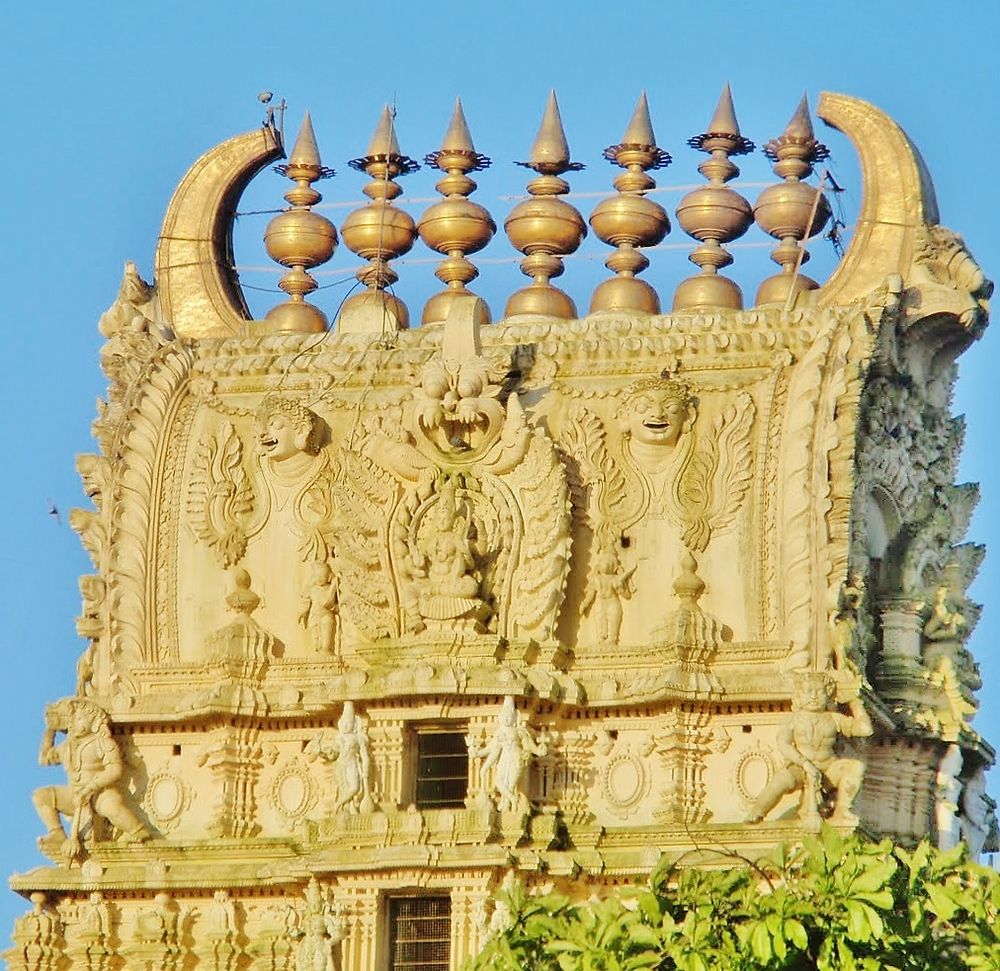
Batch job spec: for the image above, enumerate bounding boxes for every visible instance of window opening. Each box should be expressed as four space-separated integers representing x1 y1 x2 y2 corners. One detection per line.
388 896 451 971
415 729 468 809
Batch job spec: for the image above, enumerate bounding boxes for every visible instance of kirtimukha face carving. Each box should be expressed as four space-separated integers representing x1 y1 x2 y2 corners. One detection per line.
627 386 692 447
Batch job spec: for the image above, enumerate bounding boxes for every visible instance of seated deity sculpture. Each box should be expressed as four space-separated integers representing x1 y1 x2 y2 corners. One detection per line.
32 698 151 859
412 478 487 627
747 672 873 826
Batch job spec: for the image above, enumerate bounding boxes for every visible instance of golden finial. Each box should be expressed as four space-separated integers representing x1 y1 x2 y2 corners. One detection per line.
418 99 496 326
672 84 755 311
753 95 832 305
441 98 476 153
504 91 587 319
261 112 337 334
337 105 420 332
529 90 572 169
589 92 671 313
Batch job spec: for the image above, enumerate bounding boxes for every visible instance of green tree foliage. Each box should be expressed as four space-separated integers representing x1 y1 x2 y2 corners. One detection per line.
468 827 1000 971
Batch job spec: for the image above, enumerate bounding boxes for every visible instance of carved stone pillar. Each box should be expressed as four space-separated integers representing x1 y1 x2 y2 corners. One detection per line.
120 893 184 971
464 713 495 807
561 729 599 845
332 887 377 971
200 726 264 838
449 885 489 971
879 600 924 666
7 894 63 971
368 717 405 807
65 895 115 971
653 711 712 825
191 893 243 971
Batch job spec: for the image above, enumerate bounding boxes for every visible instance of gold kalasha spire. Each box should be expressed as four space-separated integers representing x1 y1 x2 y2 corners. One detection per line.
441 98 476 153
673 84 755 311
589 92 671 313
621 91 658 146
261 112 337 333
338 105 419 332
529 90 572 169
418 99 496 326
753 95 832 305
504 91 587 319
366 104 403 158
704 83 744 140
287 112 322 169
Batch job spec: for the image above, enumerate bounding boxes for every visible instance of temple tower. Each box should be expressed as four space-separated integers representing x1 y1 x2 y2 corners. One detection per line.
7 90 994 971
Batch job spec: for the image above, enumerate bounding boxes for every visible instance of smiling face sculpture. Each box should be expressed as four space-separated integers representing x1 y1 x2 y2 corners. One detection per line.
621 378 696 449
254 396 321 463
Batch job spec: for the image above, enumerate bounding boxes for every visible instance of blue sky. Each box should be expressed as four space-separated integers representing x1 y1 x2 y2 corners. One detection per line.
1 0 998 934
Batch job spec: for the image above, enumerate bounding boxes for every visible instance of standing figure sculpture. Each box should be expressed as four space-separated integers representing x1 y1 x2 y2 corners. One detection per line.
306 702 374 814
747 672 873 826
467 696 548 813
294 878 346 971
298 560 339 655
580 542 635 644
32 698 151 860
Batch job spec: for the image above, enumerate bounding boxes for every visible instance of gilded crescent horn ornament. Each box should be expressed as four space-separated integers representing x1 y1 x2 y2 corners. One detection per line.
816 92 939 309
154 126 284 338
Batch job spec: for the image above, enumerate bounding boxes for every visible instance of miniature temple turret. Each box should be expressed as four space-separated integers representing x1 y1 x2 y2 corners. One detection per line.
673 84 754 311
504 91 587 318
262 113 337 333
753 95 832 305
418 99 496 326
338 105 419 332
589 92 671 313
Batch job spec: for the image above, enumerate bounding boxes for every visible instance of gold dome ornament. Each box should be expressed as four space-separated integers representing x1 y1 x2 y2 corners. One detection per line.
261 113 338 334
589 92 671 314
504 91 587 319
753 95 832 306
417 99 496 326
337 105 419 333
673 84 755 312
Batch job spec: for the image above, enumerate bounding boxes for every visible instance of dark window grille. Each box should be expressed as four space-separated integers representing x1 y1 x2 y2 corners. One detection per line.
389 896 451 971
415 730 468 809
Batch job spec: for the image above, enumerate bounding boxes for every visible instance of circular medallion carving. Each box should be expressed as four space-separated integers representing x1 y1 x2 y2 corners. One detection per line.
145 770 191 830
734 746 776 803
601 751 651 819
269 763 316 821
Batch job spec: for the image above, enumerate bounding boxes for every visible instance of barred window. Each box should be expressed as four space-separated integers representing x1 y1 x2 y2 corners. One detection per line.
388 896 451 971
415 729 468 809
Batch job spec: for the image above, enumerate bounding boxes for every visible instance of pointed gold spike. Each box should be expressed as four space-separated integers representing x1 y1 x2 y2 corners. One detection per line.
529 90 570 167
785 93 815 140
367 104 401 157
622 91 656 146
288 111 322 167
441 98 476 153
707 83 741 137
